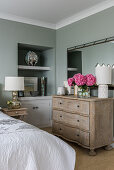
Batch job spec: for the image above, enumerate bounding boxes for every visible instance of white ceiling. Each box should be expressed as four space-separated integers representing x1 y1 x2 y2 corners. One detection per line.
0 0 113 29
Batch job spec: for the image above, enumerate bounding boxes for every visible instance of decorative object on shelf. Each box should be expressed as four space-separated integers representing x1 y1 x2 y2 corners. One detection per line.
63 81 72 95
18 91 24 97
5 77 24 109
24 77 40 97
41 77 47 96
68 73 96 98
25 51 39 66
57 87 65 95
7 101 13 109
95 64 112 98
74 85 78 96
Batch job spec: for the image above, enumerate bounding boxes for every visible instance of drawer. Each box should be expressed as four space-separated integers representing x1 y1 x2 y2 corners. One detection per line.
53 98 63 110
5 110 27 117
52 122 80 142
53 110 80 127
52 122 90 146
53 110 89 131
80 131 90 146
63 99 89 115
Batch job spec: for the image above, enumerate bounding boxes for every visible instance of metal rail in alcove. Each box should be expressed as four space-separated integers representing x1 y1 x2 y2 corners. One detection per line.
67 36 114 52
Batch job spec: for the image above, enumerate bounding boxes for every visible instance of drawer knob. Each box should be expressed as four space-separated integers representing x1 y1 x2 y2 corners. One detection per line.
59 102 62 105
77 105 80 108
77 120 80 122
77 134 80 137
60 115 62 118
59 128 62 130
15 112 18 114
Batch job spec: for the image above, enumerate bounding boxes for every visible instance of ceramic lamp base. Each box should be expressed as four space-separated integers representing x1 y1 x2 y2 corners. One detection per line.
98 85 108 98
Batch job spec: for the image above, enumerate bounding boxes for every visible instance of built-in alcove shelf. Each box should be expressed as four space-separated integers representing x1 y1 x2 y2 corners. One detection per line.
18 43 55 96
18 65 51 71
67 68 78 71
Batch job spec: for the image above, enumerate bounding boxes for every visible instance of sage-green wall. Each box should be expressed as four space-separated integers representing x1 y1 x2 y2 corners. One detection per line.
56 6 114 89
0 19 56 106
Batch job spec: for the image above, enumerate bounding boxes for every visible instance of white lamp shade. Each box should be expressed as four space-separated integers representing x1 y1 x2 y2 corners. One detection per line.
95 64 112 85
5 77 24 91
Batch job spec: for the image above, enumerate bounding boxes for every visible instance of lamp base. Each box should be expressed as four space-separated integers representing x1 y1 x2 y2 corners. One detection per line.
98 85 108 98
7 91 21 109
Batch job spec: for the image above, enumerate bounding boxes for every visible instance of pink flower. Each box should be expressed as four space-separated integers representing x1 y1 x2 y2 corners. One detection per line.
68 78 74 86
74 74 87 86
86 74 96 86
73 73 82 79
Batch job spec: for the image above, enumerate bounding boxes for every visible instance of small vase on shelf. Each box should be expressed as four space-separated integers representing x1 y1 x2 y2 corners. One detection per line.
77 86 90 98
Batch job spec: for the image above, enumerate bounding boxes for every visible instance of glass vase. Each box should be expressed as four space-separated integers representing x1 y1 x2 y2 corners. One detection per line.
77 86 90 98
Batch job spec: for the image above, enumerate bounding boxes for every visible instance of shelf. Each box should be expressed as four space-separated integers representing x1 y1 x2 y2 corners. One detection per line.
18 65 51 71
67 68 78 71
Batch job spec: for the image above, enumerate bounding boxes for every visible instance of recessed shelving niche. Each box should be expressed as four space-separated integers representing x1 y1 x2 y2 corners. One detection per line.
18 43 55 96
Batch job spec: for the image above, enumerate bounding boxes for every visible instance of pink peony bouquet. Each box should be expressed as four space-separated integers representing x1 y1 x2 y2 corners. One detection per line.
68 73 96 87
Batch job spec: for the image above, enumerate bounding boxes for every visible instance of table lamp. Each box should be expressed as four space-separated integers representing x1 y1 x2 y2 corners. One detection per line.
95 64 112 98
5 77 24 109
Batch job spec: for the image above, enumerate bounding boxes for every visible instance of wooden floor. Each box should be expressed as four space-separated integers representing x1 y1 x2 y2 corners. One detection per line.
42 127 114 170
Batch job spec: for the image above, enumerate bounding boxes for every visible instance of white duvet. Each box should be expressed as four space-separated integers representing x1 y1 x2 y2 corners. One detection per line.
0 111 76 170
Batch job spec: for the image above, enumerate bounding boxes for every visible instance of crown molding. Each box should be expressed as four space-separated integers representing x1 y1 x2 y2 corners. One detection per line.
56 0 114 29
0 0 113 30
0 12 56 29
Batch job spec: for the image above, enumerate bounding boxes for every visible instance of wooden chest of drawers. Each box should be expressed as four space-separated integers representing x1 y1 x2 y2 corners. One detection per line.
52 96 113 155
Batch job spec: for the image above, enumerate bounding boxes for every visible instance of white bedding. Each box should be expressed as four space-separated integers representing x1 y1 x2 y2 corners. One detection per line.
0 111 76 170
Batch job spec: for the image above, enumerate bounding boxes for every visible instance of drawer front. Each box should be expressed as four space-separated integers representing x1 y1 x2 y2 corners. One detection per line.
63 99 89 115
52 122 80 142
80 131 90 146
53 110 80 127
80 115 89 131
6 110 27 116
53 98 63 110
53 110 89 131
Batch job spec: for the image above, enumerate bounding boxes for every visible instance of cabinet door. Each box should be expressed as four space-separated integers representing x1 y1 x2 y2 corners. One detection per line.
21 100 52 127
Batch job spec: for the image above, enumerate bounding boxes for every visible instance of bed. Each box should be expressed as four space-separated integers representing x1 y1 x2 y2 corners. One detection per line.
0 111 76 170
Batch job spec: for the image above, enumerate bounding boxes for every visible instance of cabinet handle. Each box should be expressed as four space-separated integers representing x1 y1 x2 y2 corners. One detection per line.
59 128 62 130
60 115 62 118
33 107 39 110
59 102 62 105
35 107 39 109
77 105 80 108
77 134 79 137
77 120 80 122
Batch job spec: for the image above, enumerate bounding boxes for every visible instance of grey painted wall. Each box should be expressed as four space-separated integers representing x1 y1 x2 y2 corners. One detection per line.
56 6 114 89
0 19 56 106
